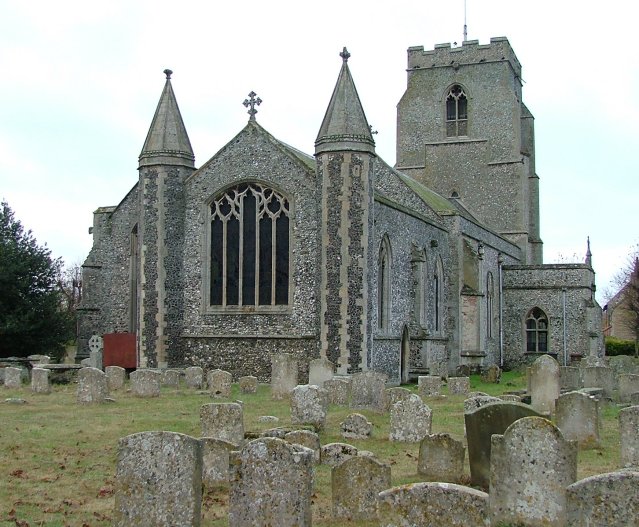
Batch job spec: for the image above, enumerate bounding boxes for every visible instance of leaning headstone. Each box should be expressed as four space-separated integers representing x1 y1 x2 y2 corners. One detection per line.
619 374 639 403
582 366 615 399
480 364 501 384
556 391 600 447
162 369 181 387
384 386 413 411
560 366 581 391
418 375 442 397
619 405 639 468
565 470 639 526
114 431 202 527
332 456 391 520
271 353 298 400
389 394 432 442
200 437 236 487
76 367 109 404
340 413 372 439
290 384 328 430
239 375 258 394
530 354 560 415
200 402 243 446
3 367 22 389
228 437 313 527
284 430 321 463
207 369 232 398
465 401 543 488
184 366 204 389
377 482 490 527
463 395 501 413
31 367 50 394
417 433 465 483
350 371 387 413
130 369 161 397
489 417 577 527
324 377 351 405
447 376 470 396
320 442 358 467
105 366 126 391
308 357 334 387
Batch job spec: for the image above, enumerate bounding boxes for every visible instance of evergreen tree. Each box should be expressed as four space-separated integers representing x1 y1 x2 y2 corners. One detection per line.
0 201 74 359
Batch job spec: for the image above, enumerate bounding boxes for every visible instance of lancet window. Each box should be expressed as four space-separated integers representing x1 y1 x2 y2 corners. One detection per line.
446 84 468 137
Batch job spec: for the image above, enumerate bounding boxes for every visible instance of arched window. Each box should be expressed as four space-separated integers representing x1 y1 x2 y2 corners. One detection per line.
378 236 392 331
446 84 468 137
209 182 290 309
486 272 494 338
434 256 444 333
526 307 548 353
414 250 428 329
129 224 138 332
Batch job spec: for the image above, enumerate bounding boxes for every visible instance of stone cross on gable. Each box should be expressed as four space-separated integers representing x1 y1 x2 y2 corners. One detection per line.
243 91 262 121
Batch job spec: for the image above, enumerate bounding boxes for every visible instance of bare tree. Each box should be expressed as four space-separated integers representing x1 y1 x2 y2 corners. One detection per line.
57 261 83 314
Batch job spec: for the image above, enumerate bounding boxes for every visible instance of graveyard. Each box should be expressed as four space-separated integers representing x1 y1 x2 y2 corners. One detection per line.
1 360 637 526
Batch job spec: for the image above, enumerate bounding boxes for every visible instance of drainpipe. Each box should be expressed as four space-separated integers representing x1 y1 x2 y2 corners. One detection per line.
498 253 504 368
562 287 568 366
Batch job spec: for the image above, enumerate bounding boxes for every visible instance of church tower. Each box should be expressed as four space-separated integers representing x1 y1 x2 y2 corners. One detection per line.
315 49 376 375
396 38 543 264
137 69 195 367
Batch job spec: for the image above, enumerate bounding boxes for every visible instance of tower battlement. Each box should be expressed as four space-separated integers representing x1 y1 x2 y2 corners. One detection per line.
407 37 521 77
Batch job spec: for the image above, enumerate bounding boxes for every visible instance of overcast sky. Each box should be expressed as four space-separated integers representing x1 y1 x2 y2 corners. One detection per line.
1 0 637 303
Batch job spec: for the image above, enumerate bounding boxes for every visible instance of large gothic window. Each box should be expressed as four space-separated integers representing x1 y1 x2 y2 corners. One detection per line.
415 251 428 328
486 272 494 338
434 256 444 333
446 84 468 137
526 307 548 353
209 183 290 309
378 236 392 331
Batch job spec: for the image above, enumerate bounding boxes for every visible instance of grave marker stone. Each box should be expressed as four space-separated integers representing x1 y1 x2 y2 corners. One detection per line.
207 369 232 398
582 366 615 399
530 354 560 414
185 366 204 389
619 405 639 468
619 374 639 403
308 358 334 387
284 430 321 463
447 376 470 395
556 391 600 447
162 369 181 387
324 377 350 405
31 367 50 394
417 433 465 483
320 442 358 467
271 353 298 400
77 367 109 404
463 395 501 413
384 386 413 411
340 413 372 439
200 402 244 446
389 394 432 442
201 437 236 487
417 375 441 397
105 366 126 391
130 369 161 397
350 371 387 413
290 384 328 430
239 375 258 393
3 367 22 389
560 366 581 391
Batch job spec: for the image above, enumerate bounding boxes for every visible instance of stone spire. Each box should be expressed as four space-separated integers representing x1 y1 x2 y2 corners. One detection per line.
139 69 195 169
585 236 592 267
315 48 375 155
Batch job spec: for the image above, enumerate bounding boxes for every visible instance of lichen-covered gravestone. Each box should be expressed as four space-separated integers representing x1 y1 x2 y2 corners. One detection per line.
114 431 202 526
207 369 232 398
384 386 413 411
560 366 581 391
290 384 328 430
480 364 501 383
619 374 639 403
530 354 560 414
271 353 298 400
619 405 639 468
200 437 237 487
332 456 391 520
162 369 181 387
3 367 22 389
489 417 577 527
350 371 387 413
239 375 258 393
105 366 126 391
340 413 372 439
320 442 359 467
31 367 50 394
308 358 334 387
284 430 321 463
447 376 470 395
389 394 432 442
582 366 615 399
200 402 243 446
463 395 501 413
418 375 442 397
130 369 161 397
324 378 351 405
76 367 109 404
228 437 313 527
417 433 465 483
184 366 204 389
555 391 600 447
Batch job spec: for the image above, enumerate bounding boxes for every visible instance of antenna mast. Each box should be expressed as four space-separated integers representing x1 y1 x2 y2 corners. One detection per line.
463 0 468 42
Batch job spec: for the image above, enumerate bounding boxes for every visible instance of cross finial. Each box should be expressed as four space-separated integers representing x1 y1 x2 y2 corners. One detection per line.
340 47 351 62
163 69 173 80
243 91 262 121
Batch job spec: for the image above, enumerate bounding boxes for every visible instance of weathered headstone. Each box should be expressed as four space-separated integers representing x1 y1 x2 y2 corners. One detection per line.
556 391 600 447
350 371 387 413
3 367 22 389
76 367 109 404
290 384 328 430
418 375 442 397
239 375 258 393
340 413 372 439
560 366 581 391
271 353 298 400
619 374 639 403
200 402 243 446
619 405 639 468
632 392 639 405
566 470 639 526
332 456 391 520
389 394 432 442
320 442 358 467
324 377 350 405
308 358 334 387
200 437 236 487
489 417 577 527
87 334 103 369
463 395 501 413
105 366 126 391
228 438 313 527
465 401 543 488
207 369 232 398
530 354 560 415
582 366 615 399
130 369 161 397
284 430 321 463
184 366 204 389
162 369 181 387
417 433 465 483
31 367 50 394
114 431 202 527
447 376 470 396
480 364 501 383
384 386 413 411
377 482 490 527
499 394 522 402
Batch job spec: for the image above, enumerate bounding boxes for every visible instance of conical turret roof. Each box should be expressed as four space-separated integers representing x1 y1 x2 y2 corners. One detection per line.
139 69 195 169
315 48 375 155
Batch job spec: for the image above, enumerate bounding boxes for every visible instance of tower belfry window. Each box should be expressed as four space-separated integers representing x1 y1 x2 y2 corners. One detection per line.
446 85 468 137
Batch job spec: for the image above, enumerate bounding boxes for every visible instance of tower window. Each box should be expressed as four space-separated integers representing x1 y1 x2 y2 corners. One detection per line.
446 85 468 137
526 307 548 353
378 237 392 331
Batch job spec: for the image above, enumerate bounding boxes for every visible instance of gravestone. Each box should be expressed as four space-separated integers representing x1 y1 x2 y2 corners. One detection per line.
417 433 465 483
200 402 243 446
114 431 202 526
184 366 204 389
619 405 639 468
284 430 321 463
555 391 600 447
130 369 161 397
87 334 103 370
201 437 236 487
384 386 413 411
228 438 313 527
619 374 639 403
105 366 126 391
162 369 181 387
499 394 522 402
582 366 615 399
632 392 639 405
489 417 577 527
3 367 22 389
350 371 387 412
207 369 232 398
418 375 442 397
480 364 501 383
271 353 298 400
560 366 581 391
324 377 351 405
76 367 109 404
31 367 50 394
239 375 258 393
389 394 432 442
463 395 501 413
320 442 358 467
377 482 490 527
530 354 560 414
290 384 328 430
308 358 334 387
332 456 391 520
447 376 470 395
465 401 543 488
340 413 372 439
566 470 639 526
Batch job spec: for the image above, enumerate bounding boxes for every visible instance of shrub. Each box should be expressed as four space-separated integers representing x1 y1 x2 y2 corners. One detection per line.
605 336 636 356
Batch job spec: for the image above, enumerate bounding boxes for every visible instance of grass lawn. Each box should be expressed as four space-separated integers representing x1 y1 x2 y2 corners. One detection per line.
0 370 622 526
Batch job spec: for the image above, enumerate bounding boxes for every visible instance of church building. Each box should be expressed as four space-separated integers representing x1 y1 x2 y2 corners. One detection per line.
78 37 603 382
